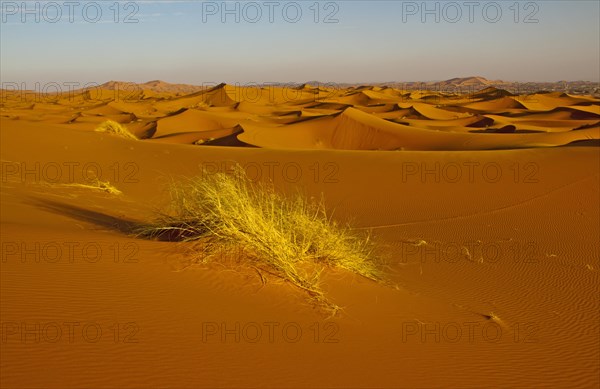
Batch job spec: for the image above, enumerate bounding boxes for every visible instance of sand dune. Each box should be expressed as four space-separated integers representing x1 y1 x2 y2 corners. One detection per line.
238 107 599 150
2 83 597 151
1 82 598 388
463 96 529 111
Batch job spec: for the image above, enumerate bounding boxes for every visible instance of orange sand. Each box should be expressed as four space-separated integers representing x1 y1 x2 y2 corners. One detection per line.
1 82 598 388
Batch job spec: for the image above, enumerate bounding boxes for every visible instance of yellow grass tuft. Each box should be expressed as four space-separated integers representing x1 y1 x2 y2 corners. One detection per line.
95 120 138 140
138 166 385 313
62 178 122 195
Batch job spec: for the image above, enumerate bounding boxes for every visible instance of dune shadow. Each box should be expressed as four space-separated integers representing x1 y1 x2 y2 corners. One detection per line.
561 139 600 147
28 197 144 236
28 197 200 242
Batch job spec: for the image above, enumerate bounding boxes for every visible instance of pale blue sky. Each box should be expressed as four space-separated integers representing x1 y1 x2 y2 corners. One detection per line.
1 0 598 86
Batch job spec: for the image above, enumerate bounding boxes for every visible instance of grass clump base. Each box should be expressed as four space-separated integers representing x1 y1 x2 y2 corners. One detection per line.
95 120 138 140
139 166 384 314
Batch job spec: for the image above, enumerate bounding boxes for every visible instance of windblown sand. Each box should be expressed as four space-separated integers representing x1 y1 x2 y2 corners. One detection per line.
1 83 598 388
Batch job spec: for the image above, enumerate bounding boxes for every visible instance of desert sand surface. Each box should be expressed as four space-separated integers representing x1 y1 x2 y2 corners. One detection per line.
1 82 599 388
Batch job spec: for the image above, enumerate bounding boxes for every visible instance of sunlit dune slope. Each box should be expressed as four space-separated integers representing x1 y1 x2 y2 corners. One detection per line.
2 84 598 149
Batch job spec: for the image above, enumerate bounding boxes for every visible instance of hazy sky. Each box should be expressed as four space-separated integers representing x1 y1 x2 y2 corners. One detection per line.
1 0 599 86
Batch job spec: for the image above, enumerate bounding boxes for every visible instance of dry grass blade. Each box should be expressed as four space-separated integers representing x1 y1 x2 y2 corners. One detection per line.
95 120 138 140
61 179 122 195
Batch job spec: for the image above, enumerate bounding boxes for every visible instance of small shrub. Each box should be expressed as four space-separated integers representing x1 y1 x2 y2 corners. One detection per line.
138 166 384 313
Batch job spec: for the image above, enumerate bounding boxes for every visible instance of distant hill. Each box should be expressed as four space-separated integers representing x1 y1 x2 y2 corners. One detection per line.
96 80 207 94
6 77 589 97
438 76 499 87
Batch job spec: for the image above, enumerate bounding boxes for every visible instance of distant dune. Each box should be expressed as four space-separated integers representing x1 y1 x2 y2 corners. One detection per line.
2 81 597 150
